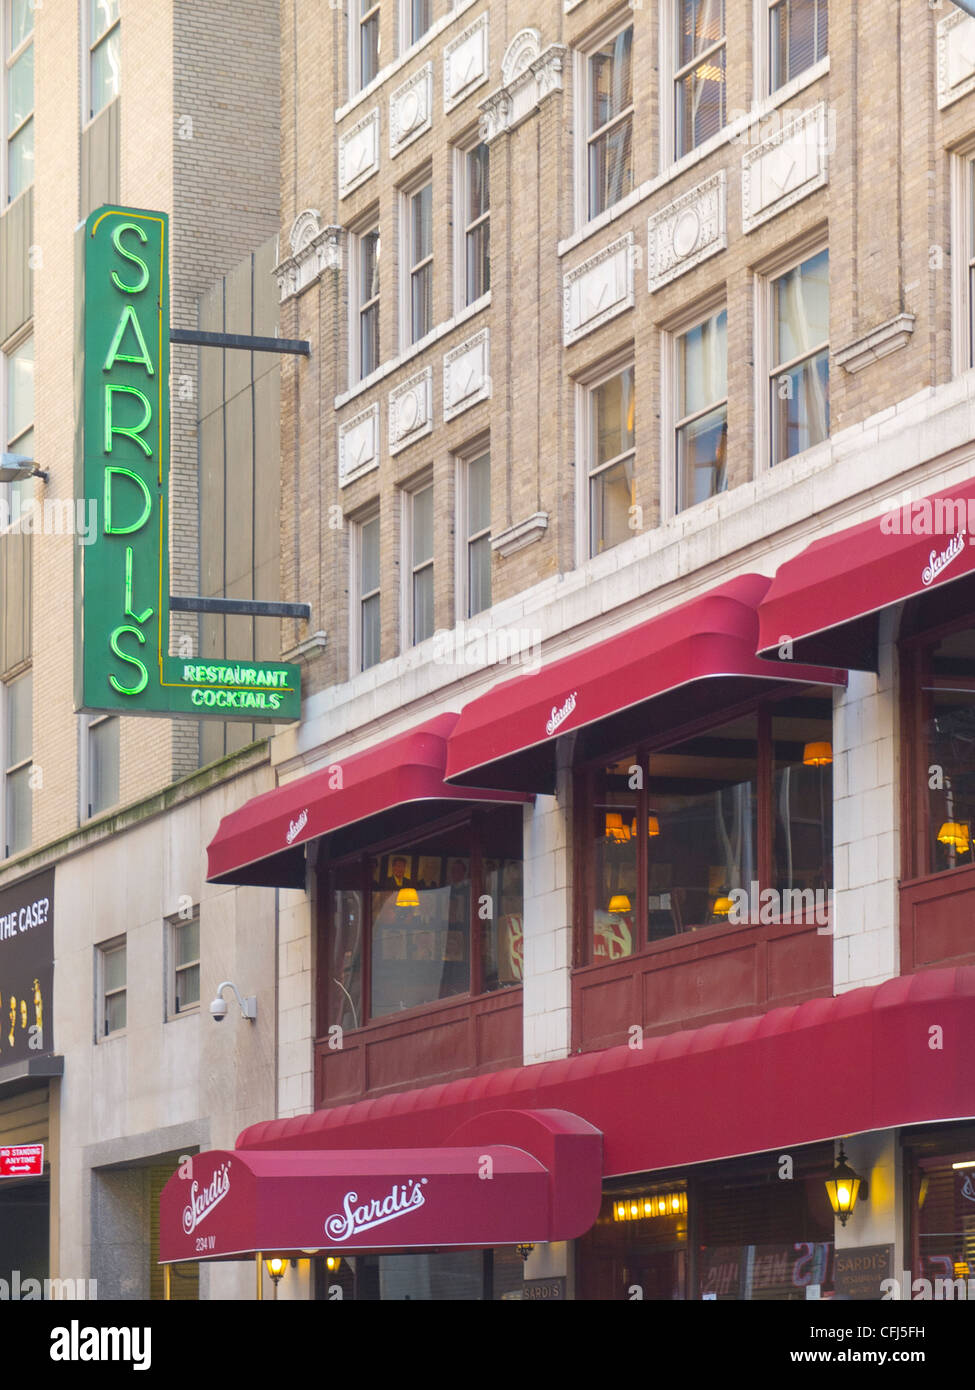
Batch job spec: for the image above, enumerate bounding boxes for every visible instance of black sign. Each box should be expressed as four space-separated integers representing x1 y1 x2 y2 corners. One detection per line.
524 1278 566 1301
833 1244 893 1300
0 868 53 1063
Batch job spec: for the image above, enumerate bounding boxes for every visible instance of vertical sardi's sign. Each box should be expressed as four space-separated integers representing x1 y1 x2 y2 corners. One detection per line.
75 205 300 720
0 868 53 1063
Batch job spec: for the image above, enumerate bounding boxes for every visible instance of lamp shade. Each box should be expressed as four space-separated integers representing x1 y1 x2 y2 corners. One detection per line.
396 887 420 908
607 895 632 915
802 741 833 766
937 822 971 852
712 896 733 917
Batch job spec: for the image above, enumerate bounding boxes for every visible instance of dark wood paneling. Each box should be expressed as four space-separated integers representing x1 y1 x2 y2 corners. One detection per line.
0 188 32 344
900 866 975 971
80 100 119 220
573 919 832 1052
315 988 522 1107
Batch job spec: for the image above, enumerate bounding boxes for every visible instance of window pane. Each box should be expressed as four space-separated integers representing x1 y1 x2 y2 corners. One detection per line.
480 809 524 991
411 0 431 44
7 337 33 443
360 303 379 377
413 564 434 644
90 28 120 116
411 262 432 341
105 989 126 1033
771 0 827 90
466 221 490 303
593 368 635 467
360 13 380 87
590 28 632 132
468 533 491 616
90 0 120 42
6 763 30 855
466 145 489 222
371 840 471 1017
771 695 833 911
591 758 638 962
774 250 829 364
89 717 119 815
11 0 33 49
7 673 30 766
589 117 633 220
175 919 199 968
175 963 200 1010
360 229 380 306
412 487 433 566
678 0 724 67
679 311 726 419
360 516 380 593
7 119 32 200
590 456 634 556
467 452 490 534
771 349 829 463
412 185 432 262
7 44 33 135
362 593 381 669
329 883 363 1030
924 629 975 875
103 945 125 992
677 405 727 511
676 46 725 157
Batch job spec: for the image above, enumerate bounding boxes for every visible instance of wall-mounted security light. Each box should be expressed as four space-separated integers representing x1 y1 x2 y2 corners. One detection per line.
0 453 49 483
209 980 257 1023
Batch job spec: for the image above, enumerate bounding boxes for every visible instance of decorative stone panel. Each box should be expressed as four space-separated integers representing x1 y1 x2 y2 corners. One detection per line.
647 172 726 292
390 64 433 158
444 329 490 421
938 8 975 109
444 13 489 112
339 107 380 198
274 211 343 301
741 103 828 234
563 232 634 346
389 368 433 454
339 403 380 488
479 31 564 142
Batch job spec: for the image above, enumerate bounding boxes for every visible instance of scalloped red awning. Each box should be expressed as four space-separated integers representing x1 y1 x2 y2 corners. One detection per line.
206 712 529 887
444 573 846 792
756 478 975 669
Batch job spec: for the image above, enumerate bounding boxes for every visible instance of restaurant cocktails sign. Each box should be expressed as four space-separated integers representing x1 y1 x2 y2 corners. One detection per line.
75 205 300 720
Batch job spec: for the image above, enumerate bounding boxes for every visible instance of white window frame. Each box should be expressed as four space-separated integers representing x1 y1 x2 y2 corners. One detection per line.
761 0 828 97
574 349 636 566
951 144 975 379
351 0 382 97
574 12 635 231
399 0 433 54
400 473 434 650
348 212 381 389
753 231 829 474
454 439 491 621
667 0 726 164
167 909 200 1019
83 0 121 126
1 667 31 859
660 292 728 521
399 168 434 351
1 327 33 529
3 0 34 204
350 506 381 676
79 711 120 821
96 935 126 1041
452 134 490 315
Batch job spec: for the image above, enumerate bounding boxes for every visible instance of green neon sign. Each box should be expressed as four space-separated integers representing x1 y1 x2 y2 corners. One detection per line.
75 206 301 721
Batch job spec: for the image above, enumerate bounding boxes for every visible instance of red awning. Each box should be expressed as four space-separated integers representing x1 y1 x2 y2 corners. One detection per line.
206 712 529 886
158 1109 601 1262
756 478 975 669
237 967 975 1183
445 573 846 791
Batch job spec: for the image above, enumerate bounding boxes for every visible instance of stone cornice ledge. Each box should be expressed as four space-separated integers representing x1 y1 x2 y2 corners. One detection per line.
491 512 548 557
835 313 916 374
282 630 328 663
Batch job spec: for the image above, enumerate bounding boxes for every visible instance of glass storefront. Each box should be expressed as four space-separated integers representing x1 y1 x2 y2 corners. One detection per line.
314 1247 526 1300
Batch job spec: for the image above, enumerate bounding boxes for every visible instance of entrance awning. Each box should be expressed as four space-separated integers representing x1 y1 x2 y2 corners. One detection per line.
444 573 845 792
206 712 529 887
756 478 975 669
159 1109 602 1261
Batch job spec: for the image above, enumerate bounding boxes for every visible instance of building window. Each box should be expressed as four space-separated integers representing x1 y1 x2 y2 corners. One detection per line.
97 937 126 1038
2 333 33 515
356 0 381 91
459 448 491 618
87 0 120 121
4 0 33 202
456 141 490 309
675 309 727 512
323 804 524 1033
84 713 120 818
675 0 725 158
404 177 433 345
3 670 30 857
352 222 381 382
169 912 200 1016
401 0 431 49
577 688 833 961
584 23 634 221
768 248 829 465
586 362 635 558
355 511 381 673
769 0 827 92
405 481 434 646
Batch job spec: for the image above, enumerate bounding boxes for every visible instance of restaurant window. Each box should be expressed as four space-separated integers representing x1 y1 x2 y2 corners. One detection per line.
768 247 829 466
87 0 120 121
674 308 727 513
768 0 827 93
905 1125 975 1294
674 0 725 159
585 360 635 559
581 21 634 223
576 689 833 961
323 803 524 1033
353 510 381 673
4 0 33 202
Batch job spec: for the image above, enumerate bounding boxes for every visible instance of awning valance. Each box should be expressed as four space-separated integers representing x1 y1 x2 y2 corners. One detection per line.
756 478 975 669
445 573 845 792
206 712 529 887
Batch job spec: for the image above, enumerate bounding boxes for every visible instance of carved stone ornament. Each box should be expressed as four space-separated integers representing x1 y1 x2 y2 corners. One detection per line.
339 107 380 198
444 329 490 421
563 232 634 346
390 64 433 157
389 368 433 454
275 212 344 301
647 172 726 292
444 12 489 113
938 8 975 109
478 32 564 143
741 103 829 234
339 403 380 488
